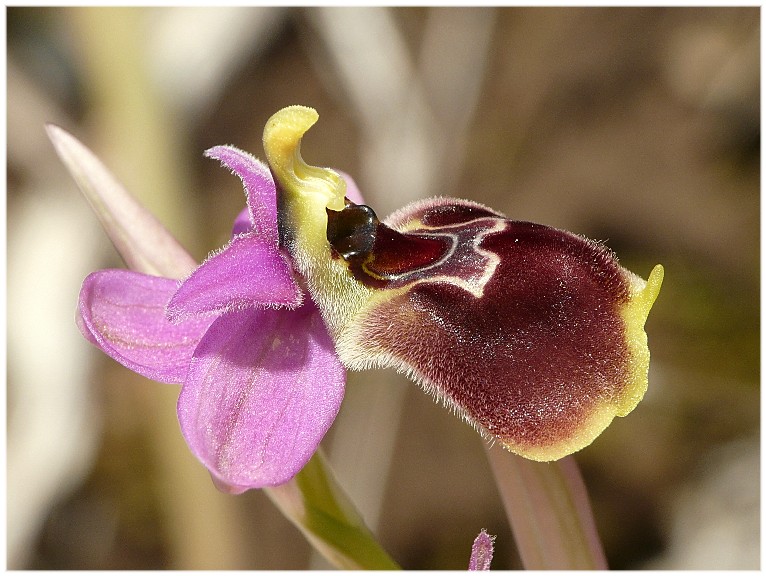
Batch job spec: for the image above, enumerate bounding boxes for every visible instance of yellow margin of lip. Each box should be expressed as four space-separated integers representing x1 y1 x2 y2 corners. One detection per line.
499 263 664 462
615 263 664 416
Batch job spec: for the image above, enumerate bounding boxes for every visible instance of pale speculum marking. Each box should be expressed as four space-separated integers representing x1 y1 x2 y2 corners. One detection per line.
327 202 504 298
380 217 505 298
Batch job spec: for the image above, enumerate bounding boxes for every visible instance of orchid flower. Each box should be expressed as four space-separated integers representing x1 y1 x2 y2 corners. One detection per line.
73 104 662 485
54 104 663 570
77 145 364 493
265 105 663 462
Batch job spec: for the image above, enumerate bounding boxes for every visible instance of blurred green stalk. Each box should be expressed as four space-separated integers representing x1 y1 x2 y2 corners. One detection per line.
267 451 400 569
486 446 607 569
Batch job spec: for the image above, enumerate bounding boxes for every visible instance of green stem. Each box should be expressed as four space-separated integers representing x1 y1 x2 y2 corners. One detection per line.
266 449 400 570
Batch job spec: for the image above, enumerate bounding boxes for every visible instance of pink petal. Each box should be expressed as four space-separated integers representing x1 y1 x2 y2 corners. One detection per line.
205 145 278 244
78 270 212 383
166 232 303 321
177 303 345 491
338 170 365 205
231 207 251 237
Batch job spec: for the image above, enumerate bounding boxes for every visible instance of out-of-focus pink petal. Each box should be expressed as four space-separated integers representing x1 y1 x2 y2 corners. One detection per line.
177 302 345 492
47 124 196 279
338 170 365 205
205 145 278 244
78 270 212 383
167 232 303 321
231 207 251 237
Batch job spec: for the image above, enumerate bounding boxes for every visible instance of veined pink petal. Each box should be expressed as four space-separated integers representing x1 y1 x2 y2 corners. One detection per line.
166 232 303 321
78 270 213 383
205 145 278 244
177 302 345 492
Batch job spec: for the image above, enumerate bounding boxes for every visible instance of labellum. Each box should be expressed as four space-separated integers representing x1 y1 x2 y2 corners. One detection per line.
264 106 663 461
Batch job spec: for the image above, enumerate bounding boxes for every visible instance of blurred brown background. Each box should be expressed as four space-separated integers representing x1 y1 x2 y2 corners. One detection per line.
7 6 759 570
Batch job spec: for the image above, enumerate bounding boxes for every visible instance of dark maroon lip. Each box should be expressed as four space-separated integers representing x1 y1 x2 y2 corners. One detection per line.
330 196 634 454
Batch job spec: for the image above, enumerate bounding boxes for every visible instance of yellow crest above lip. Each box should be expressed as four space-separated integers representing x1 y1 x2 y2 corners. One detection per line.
262 106 376 340
263 105 347 212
